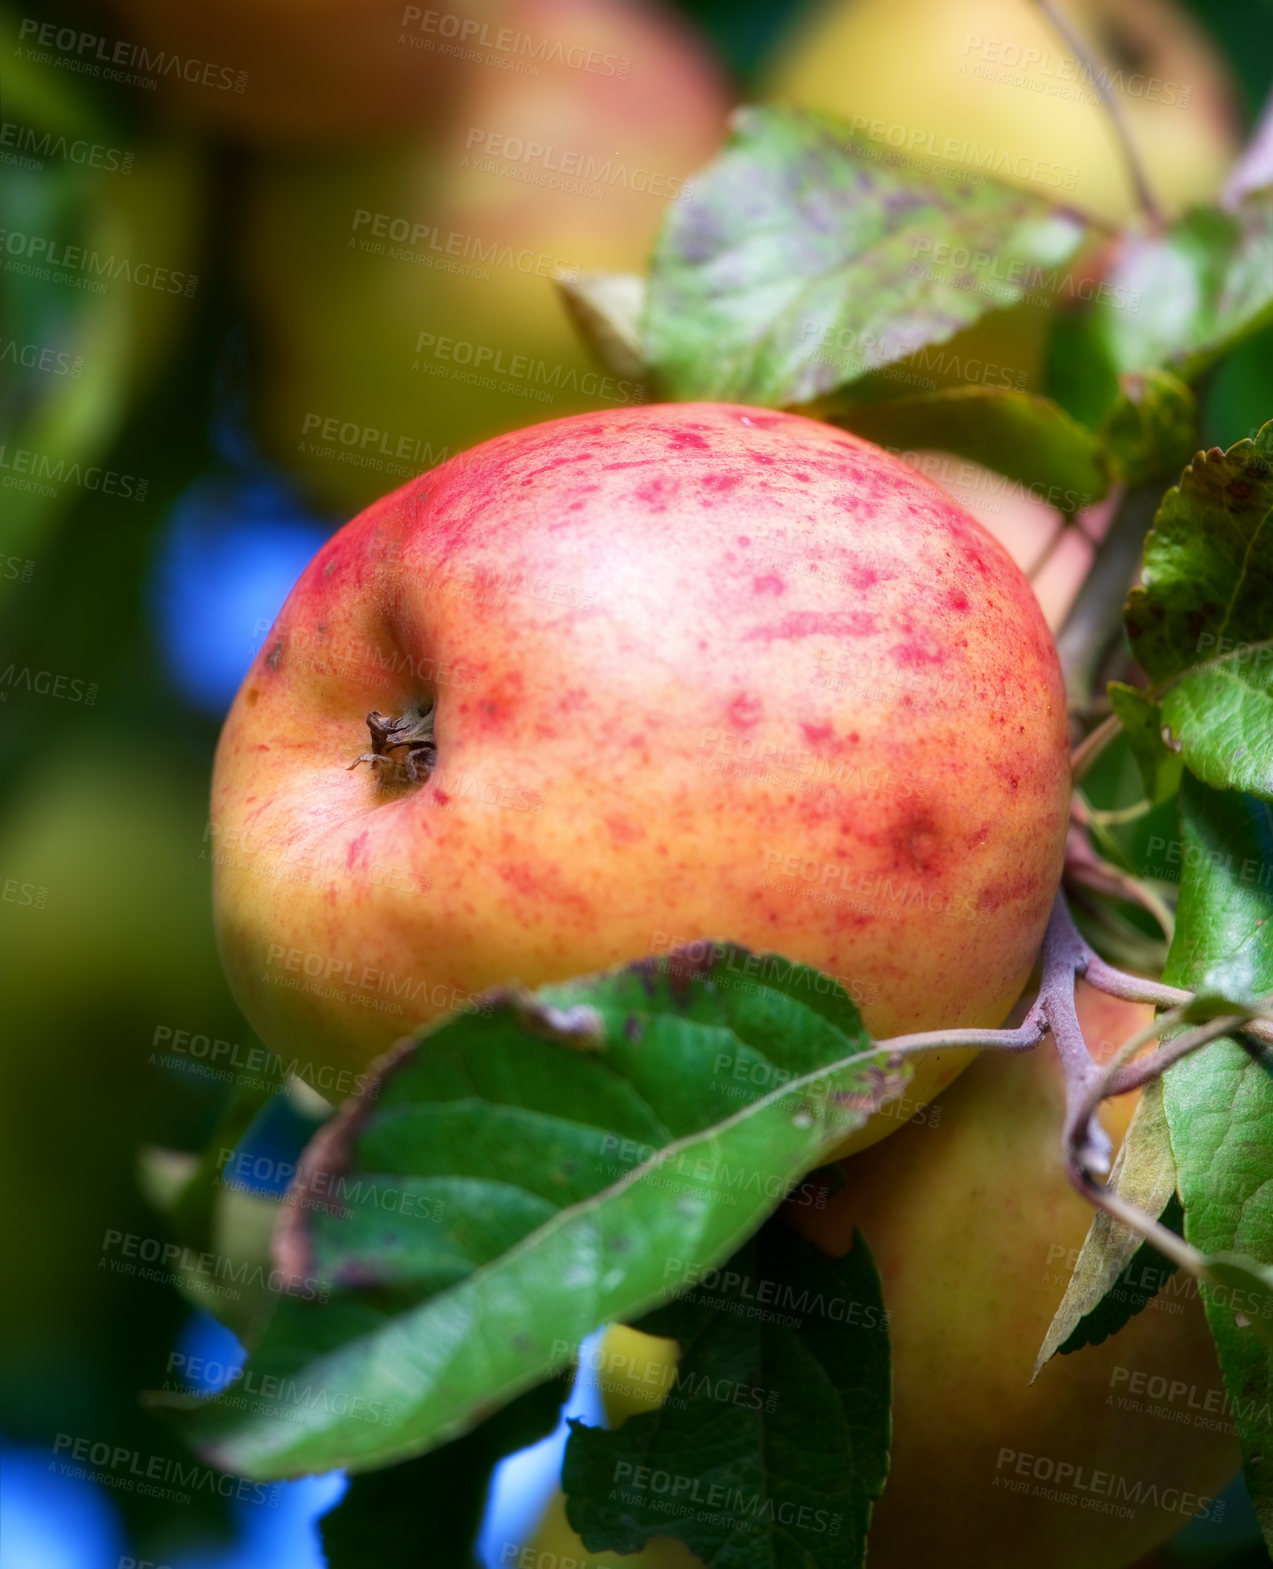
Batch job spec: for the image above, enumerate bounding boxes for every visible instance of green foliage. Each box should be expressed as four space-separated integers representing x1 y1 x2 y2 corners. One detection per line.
156 949 902 1479
563 1225 889 1569
1160 777 1273 1539
641 106 1088 405
1124 423 1273 800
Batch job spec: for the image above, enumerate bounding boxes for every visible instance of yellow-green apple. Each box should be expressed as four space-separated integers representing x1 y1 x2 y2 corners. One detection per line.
767 0 1242 621
586 982 1237 1568
521 1485 705 1569
210 401 1070 1155
767 0 1241 225
237 0 729 514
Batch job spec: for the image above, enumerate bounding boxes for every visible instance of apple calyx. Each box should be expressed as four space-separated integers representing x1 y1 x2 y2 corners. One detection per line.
347 701 436 786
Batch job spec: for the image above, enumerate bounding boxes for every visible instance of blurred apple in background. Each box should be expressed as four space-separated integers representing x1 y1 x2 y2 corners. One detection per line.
0 746 240 1376
237 0 730 514
766 0 1242 223
766 0 1243 621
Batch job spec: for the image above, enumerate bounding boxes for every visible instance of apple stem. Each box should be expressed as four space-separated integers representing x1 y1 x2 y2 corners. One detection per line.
347 702 437 785
1031 0 1166 229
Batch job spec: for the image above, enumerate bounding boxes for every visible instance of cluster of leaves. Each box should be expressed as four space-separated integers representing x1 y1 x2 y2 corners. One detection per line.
145 103 1273 1567
568 106 1273 507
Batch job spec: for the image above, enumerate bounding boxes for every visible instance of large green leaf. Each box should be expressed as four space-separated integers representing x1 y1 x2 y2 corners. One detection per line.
563 1223 890 1569
154 948 906 1479
643 106 1086 405
1161 775 1273 1546
1123 424 1273 799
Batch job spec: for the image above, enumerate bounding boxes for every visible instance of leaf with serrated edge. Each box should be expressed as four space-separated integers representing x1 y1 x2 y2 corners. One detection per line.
822 385 1107 513
563 1224 889 1569
1161 775 1273 1546
1033 1076 1176 1378
643 105 1086 406
1124 422 1273 686
150 949 907 1480
1122 423 1273 797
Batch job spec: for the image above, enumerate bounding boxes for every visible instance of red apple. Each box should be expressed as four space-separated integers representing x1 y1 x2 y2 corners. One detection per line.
210 402 1070 1152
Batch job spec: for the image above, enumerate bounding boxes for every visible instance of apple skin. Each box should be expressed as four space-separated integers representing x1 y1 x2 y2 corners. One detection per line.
767 0 1241 225
585 983 1238 1568
211 402 1070 1153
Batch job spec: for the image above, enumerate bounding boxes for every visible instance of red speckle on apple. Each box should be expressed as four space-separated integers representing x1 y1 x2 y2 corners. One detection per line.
728 693 764 728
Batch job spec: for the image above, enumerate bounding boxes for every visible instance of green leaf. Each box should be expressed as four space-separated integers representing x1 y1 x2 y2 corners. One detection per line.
1123 423 1273 798
1034 1079 1181 1375
1099 370 1199 490
643 105 1087 406
154 949 907 1479
824 385 1107 514
1106 684 1184 807
320 1379 563 1569
1092 194 1273 384
1053 1204 1185 1360
563 1224 889 1569
1161 774 1273 1545
1162 665 1273 802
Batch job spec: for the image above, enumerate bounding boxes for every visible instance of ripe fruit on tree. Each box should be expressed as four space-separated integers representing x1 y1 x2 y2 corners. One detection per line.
572 983 1238 1569
767 0 1241 225
211 402 1070 1155
237 0 729 513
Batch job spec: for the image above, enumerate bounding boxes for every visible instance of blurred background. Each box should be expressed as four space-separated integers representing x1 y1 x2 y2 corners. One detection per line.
1 0 1272 1563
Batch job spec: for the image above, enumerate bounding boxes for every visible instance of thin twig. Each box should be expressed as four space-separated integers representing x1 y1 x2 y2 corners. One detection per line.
1070 713 1123 784
1073 792 1152 827
1078 943 1273 1049
1055 485 1159 707
1104 1015 1252 1098
1221 83 1273 211
1026 514 1072 583
1069 1165 1208 1278
1064 825 1176 942
1033 0 1165 226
